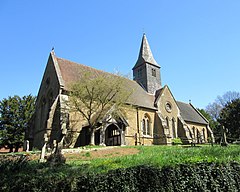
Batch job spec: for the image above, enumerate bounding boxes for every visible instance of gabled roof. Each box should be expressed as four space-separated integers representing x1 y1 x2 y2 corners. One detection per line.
133 34 160 69
55 56 156 110
177 101 208 125
154 85 177 106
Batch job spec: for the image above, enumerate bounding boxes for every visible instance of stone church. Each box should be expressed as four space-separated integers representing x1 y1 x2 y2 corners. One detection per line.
28 34 214 149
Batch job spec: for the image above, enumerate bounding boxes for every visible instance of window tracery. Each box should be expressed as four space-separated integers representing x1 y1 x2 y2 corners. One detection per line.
142 114 151 136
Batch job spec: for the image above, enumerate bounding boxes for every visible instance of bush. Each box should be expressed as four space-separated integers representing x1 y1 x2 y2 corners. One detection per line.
1 155 240 191
46 151 66 165
0 154 29 172
172 138 183 145
75 162 240 191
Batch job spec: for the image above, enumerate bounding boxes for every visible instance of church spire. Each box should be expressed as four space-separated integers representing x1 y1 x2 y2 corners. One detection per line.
132 34 162 94
133 33 160 70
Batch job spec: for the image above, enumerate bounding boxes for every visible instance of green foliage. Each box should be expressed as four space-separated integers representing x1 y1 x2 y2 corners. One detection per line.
172 138 183 145
65 145 240 174
0 95 35 152
0 154 29 172
218 99 240 139
75 163 240 192
1 156 240 191
46 151 66 166
1 146 240 191
69 72 132 145
84 152 91 157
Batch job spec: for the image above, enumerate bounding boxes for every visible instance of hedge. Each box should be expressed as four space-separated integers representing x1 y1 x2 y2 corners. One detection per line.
1 156 240 191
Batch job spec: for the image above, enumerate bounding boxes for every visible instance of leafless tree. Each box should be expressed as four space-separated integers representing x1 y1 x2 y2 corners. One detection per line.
206 91 240 120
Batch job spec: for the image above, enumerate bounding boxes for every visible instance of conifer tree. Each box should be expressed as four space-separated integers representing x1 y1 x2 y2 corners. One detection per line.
0 95 35 152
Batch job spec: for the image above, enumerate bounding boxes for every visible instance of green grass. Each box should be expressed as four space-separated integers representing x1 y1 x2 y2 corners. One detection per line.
67 145 240 174
1 145 240 176
1 145 240 191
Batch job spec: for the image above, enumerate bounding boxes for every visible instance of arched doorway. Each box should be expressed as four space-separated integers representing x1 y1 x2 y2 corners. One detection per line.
105 124 121 146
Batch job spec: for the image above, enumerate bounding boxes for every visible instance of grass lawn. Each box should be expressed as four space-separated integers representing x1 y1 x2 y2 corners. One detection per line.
65 145 240 174
1 144 240 191
1 144 240 175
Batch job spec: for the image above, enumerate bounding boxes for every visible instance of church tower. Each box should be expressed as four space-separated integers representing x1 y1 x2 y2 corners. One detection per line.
132 34 161 94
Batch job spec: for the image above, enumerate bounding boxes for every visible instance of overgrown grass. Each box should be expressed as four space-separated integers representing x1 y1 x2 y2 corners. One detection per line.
1 145 240 191
67 145 240 174
1 145 240 175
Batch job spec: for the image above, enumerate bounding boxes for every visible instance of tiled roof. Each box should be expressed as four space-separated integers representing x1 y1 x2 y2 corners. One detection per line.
56 57 156 110
177 101 208 125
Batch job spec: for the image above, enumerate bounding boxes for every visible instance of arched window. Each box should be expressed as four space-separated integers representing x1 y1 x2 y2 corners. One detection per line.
142 119 146 135
142 114 151 136
165 117 170 135
40 97 46 131
202 128 205 142
146 119 150 135
166 117 169 128
192 127 196 138
172 118 176 138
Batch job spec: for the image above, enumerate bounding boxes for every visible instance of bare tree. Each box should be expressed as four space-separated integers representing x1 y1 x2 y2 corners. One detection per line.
206 102 222 121
206 91 240 120
69 72 131 145
217 91 240 107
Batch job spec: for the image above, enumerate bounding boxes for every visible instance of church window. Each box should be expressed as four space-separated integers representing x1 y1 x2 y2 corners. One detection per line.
165 117 170 135
39 97 46 131
202 128 205 142
142 119 146 135
146 119 150 135
172 118 176 138
152 68 156 77
165 102 172 113
166 117 169 128
192 127 196 140
142 114 151 136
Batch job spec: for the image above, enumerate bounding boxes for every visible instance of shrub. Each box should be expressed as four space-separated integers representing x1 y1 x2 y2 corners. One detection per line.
46 151 66 165
172 138 183 145
1 160 240 191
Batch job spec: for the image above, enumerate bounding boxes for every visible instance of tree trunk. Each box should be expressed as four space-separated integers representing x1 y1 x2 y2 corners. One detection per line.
14 144 19 152
89 129 95 146
9 144 13 153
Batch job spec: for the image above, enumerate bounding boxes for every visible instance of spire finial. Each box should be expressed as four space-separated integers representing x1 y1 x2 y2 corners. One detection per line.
51 47 55 55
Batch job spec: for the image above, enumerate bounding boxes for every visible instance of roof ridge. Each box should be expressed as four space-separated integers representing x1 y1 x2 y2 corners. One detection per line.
56 56 139 84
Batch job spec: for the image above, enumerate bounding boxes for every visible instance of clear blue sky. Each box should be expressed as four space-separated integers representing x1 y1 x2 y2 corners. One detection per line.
1 0 240 109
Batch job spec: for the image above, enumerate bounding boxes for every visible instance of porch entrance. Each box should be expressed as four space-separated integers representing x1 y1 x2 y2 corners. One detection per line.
105 124 121 146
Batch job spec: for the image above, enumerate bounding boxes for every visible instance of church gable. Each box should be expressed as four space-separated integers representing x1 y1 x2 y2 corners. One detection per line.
153 86 180 142
36 51 63 106
155 85 180 119
33 51 64 148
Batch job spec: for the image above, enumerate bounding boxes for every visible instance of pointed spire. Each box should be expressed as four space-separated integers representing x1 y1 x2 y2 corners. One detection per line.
133 33 159 69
